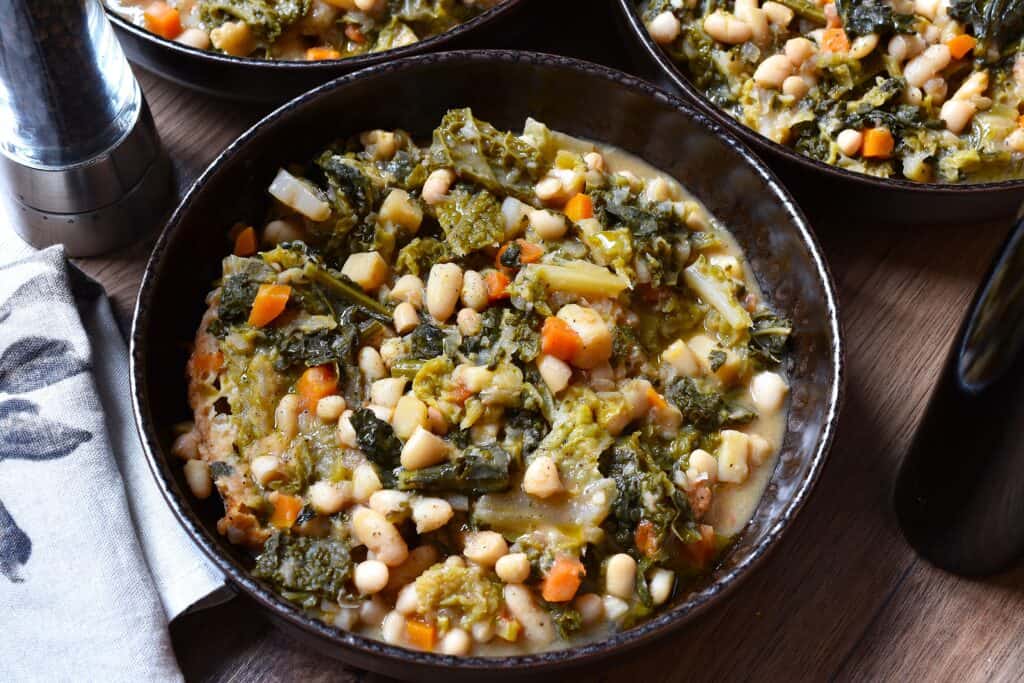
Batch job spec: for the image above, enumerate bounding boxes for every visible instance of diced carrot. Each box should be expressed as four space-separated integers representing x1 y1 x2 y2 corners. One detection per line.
405 620 437 651
144 2 183 40
345 25 366 44
1018 114 1024 128
495 240 544 269
683 524 717 569
564 193 594 222
862 128 895 159
233 226 258 256
821 27 849 53
296 365 337 409
192 350 224 374
947 34 977 60
541 316 583 362
450 382 474 406
485 270 511 301
517 241 544 264
269 493 303 529
646 386 668 410
305 47 342 61
635 519 659 558
541 555 585 602
247 284 291 328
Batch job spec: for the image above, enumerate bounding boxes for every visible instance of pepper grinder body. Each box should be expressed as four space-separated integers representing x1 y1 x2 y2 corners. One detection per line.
895 209 1024 576
0 0 170 256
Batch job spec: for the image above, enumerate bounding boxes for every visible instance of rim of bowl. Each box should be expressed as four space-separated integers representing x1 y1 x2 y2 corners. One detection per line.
105 0 525 71
129 49 844 674
616 0 1024 195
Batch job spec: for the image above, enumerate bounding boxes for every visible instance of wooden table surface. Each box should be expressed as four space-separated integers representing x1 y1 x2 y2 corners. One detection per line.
8 2 1024 680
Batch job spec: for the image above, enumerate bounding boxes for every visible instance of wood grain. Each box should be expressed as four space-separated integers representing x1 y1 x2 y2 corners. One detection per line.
16 2 1022 680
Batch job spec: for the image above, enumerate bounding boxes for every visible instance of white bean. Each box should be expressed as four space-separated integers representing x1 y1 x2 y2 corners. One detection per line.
369 489 410 521
426 263 463 322
574 593 605 627
352 463 383 503
354 560 390 595
495 553 531 584
848 33 879 60
648 10 681 44
463 530 508 567
500 196 531 238
395 583 420 615
529 208 568 240
441 628 472 656
184 460 212 499
358 347 386 382
275 394 302 441
381 611 407 645
389 274 425 308
316 394 346 422
503 585 555 644
649 568 675 605
703 11 752 44
411 497 453 533
904 44 951 88
338 409 358 448
536 354 572 394
782 75 809 99
837 129 864 157
392 393 428 440
172 430 199 460
351 506 409 567
605 553 637 600
393 302 420 334
762 1 793 26
400 426 450 470
940 99 977 133
457 307 482 336
308 480 351 515
460 270 489 311
785 37 817 66
748 433 774 466
422 169 455 205
522 455 564 499
371 377 407 409
250 455 282 485
750 371 789 413
753 54 794 89
176 27 211 49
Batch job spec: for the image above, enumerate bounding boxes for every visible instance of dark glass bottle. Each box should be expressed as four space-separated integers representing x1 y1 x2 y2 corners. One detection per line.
895 208 1024 576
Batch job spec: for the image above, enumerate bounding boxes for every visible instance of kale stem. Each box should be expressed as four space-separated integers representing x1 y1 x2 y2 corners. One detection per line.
778 0 825 23
307 266 391 319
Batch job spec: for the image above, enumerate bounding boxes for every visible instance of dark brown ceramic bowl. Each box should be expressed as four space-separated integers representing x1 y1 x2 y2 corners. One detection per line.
106 0 526 102
130 51 843 680
616 0 1024 224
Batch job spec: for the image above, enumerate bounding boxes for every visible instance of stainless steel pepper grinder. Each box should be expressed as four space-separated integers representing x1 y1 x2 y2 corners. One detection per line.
0 0 171 257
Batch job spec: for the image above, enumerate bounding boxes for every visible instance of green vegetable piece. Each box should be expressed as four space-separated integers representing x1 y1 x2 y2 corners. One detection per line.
665 378 756 431
434 187 506 257
395 237 451 276
396 443 512 495
252 532 352 601
748 310 792 367
599 433 694 560
948 0 1024 58
408 322 445 360
199 0 308 43
349 408 402 469
428 108 544 203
